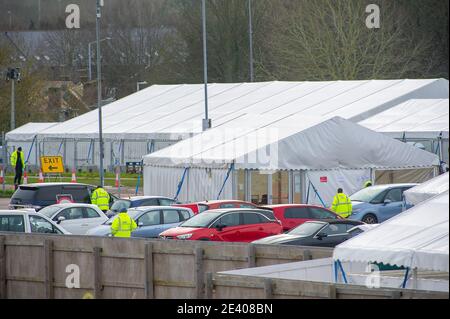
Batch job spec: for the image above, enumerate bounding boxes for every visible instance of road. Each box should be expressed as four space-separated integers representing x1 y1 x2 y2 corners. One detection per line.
0 198 10 209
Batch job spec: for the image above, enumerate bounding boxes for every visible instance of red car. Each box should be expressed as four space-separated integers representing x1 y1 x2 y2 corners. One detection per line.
176 200 258 215
159 209 283 242
262 204 342 232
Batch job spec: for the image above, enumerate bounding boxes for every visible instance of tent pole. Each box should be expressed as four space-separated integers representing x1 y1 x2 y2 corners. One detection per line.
288 170 293 204
267 172 273 205
401 267 410 289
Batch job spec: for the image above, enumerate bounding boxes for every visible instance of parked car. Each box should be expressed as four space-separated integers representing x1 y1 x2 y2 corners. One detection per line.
86 206 194 238
38 203 109 235
106 196 178 217
9 183 117 211
0 210 70 235
349 184 418 224
261 204 341 231
159 208 283 242
252 220 364 247
347 224 379 238
186 200 259 214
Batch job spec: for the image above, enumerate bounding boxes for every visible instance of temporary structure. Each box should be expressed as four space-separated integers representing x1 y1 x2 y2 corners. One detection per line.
334 191 449 273
404 173 449 206
143 116 440 205
5 79 448 170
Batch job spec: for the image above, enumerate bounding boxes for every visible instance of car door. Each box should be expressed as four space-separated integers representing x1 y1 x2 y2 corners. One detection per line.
314 224 351 247
29 215 62 235
210 213 243 242
132 210 162 238
240 212 269 242
379 188 404 222
160 209 184 234
54 207 85 234
82 207 109 233
282 207 311 231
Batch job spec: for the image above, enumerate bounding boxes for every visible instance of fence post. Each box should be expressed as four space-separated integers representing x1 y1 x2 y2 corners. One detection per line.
144 243 154 299
0 236 6 299
264 278 273 299
44 239 54 299
248 244 256 268
93 247 102 299
194 247 204 299
303 249 312 261
205 272 213 299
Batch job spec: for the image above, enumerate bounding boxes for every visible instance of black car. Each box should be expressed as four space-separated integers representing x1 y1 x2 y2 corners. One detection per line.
106 196 178 218
9 183 117 211
252 219 365 247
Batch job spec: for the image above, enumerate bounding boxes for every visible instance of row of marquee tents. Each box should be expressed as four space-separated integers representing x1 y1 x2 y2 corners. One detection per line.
4 78 450 206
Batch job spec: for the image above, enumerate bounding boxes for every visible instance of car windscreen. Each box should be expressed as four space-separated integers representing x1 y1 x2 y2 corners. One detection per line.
180 212 222 228
350 187 385 203
39 206 62 218
11 186 38 202
110 199 131 212
288 222 325 236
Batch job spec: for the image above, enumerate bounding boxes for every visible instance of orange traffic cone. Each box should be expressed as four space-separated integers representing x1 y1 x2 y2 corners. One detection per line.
0 166 4 184
23 170 28 185
115 170 120 188
38 170 45 183
71 169 77 183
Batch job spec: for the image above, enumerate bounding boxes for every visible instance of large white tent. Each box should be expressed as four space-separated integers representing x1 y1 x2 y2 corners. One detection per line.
5 79 448 170
334 191 449 273
404 173 449 206
143 116 440 205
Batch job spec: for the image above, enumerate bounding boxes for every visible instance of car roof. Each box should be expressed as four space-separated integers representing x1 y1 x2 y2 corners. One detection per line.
19 183 92 187
304 219 364 226
263 204 326 209
46 203 98 208
121 196 172 202
367 183 419 189
198 200 254 205
128 206 190 211
202 208 271 214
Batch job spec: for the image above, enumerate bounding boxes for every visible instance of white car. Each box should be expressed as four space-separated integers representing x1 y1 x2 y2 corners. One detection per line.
38 203 109 235
0 210 70 235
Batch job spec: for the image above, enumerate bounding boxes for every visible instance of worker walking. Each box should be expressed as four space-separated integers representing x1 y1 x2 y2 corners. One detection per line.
91 186 110 213
10 147 25 190
111 209 137 238
331 188 353 218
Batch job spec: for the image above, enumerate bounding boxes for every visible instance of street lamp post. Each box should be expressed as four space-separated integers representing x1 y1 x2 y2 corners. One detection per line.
88 37 111 81
202 0 211 131
248 0 254 82
6 68 21 131
96 0 105 187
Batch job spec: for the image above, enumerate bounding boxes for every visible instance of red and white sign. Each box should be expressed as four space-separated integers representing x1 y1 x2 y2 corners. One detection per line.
320 176 328 183
56 194 74 204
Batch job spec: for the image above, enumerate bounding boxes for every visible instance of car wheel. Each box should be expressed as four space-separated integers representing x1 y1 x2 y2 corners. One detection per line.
362 214 378 224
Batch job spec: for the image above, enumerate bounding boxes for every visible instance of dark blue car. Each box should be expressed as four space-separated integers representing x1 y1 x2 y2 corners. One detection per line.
106 196 177 218
348 184 418 224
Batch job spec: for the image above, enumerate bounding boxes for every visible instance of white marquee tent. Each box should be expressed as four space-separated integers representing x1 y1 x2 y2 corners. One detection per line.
334 191 449 273
404 173 449 206
5 79 448 170
143 116 440 205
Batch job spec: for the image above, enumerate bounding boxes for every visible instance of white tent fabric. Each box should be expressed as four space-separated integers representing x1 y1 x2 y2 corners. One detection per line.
404 173 449 205
144 116 440 170
359 99 449 139
7 79 447 141
6 123 58 141
334 191 449 272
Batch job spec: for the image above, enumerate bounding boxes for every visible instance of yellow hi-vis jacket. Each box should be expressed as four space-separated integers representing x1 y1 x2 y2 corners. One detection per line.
10 150 25 170
91 188 110 211
111 212 137 238
331 193 353 218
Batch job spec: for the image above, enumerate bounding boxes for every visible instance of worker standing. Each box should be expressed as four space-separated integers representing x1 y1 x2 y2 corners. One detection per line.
331 188 353 218
111 209 137 238
10 147 25 190
91 185 110 213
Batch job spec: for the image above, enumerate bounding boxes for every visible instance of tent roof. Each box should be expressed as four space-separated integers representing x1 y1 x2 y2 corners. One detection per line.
404 173 449 205
144 116 440 170
16 79 447 141
333 191 449 272
359 99 449 139
6 122 58 141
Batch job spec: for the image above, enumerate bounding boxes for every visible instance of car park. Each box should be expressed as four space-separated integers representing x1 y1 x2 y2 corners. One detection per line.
261 204 342 231
0 210 70 235
38 203 109 235
349 184 418 224
86 206 194 238
252 220 364 247
9 183 117 211
106 196 177 217
159 208 283 242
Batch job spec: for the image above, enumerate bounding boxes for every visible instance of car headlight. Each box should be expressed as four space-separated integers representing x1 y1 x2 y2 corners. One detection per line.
177 234 193 240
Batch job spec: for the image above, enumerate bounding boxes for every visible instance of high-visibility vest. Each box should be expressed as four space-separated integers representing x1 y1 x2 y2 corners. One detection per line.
91 188 110 211
331 193 353 218
10 151 25 170
111 213 137 238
